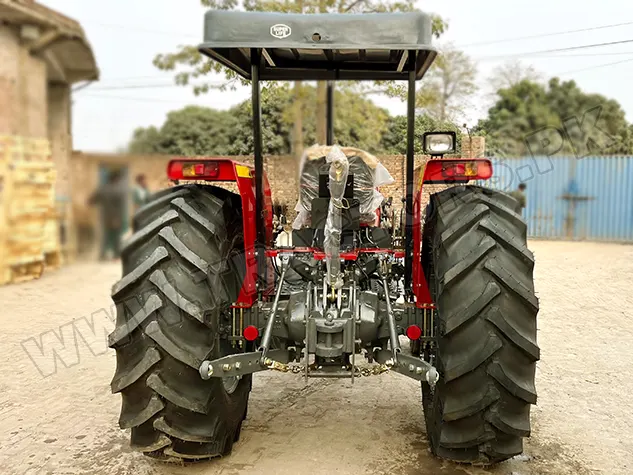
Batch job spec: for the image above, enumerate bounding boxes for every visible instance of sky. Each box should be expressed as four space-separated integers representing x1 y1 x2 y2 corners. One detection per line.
43 0 633 152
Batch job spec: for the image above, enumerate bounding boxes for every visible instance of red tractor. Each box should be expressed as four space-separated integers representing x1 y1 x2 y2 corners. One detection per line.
108 10 539 465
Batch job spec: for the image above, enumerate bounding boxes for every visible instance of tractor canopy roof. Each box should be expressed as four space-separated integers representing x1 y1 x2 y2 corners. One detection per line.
199 10 437 81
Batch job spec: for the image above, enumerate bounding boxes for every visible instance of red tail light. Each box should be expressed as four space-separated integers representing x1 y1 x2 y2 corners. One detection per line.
423 159 493 183
406 325 422 341
243 325 259 342
167 160 220 180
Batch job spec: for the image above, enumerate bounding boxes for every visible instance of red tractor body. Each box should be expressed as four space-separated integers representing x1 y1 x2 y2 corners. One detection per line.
166 156 494 308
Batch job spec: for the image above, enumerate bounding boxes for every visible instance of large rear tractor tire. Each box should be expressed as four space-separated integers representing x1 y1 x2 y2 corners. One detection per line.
108 184 250 461
422 185 540 465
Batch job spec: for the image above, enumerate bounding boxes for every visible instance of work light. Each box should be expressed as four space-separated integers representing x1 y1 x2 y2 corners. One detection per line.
423 132 456 155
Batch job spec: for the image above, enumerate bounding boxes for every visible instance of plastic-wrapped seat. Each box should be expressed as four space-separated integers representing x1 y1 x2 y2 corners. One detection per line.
293 145 394 229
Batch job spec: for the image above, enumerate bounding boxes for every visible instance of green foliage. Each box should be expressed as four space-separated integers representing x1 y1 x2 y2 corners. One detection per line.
128 126 161 154
226 85 296 156
475 78 633 157
127 85 390 156
382 45 477 122
128 106 235 155
380 114 461 154
225 84 391 154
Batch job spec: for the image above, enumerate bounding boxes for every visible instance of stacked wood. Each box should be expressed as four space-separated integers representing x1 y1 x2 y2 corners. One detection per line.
0 136 61 285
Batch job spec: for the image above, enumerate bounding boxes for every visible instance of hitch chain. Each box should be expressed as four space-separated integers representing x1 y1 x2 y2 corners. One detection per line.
356 363 391 377
276 363 392 377
262 357 290 373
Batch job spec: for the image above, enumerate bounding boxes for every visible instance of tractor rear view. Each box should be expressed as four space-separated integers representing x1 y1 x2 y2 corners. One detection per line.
108 10 539 465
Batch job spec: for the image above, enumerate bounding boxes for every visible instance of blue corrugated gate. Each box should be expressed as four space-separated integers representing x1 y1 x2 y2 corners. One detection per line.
477 156 633 242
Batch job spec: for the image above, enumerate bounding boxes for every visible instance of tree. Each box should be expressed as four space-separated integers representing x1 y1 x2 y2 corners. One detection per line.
416 44 478 122
128 106 235 156
475 78 633 157
226 85 296 156
159 106 235 156
128 126 161 154
126 85 390 156
227 84 390 155
489 60 541 91
381 44 477 123
481 60 542 112
474 80 555 157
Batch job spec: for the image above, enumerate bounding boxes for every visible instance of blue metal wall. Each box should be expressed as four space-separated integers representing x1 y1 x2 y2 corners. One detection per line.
476 156 633 242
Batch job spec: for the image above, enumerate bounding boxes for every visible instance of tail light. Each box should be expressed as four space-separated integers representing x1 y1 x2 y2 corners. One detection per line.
406 325 422 341
423 159 493 183
168 160 220 180
243 325 259 342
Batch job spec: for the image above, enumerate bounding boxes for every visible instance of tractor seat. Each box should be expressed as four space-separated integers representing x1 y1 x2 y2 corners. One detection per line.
293 145 392 229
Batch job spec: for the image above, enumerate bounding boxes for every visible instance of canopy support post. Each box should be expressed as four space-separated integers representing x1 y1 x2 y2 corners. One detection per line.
251 48 266 286
404 52 416 294
326 80 334 146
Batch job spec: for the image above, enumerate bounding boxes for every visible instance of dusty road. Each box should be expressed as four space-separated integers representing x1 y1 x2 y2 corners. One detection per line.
1 241 631 475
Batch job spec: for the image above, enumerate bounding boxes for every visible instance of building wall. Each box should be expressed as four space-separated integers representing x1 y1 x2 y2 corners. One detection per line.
48 84 72 197
0 24 74 193
70 138 486 254
0 24 48 137
0 27 20 135
0 23 77 257
70 153 426 229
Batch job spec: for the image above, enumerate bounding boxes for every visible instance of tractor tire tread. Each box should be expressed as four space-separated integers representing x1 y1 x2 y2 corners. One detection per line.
109 184 250 460
422 185 539 465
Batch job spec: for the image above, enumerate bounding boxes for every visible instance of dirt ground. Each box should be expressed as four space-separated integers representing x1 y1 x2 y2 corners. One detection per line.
1 241 632 475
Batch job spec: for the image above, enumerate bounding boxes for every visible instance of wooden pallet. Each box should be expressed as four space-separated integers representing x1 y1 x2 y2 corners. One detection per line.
0 136 58 286
42 210 60 255
0 266 9 286
0 135 52 163
44 250 63 269
4 260 45 285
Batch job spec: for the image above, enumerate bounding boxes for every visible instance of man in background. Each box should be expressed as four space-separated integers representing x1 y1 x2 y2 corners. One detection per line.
380 196 394 231
509 183 527 215
132 174 150 213
89 169 127 261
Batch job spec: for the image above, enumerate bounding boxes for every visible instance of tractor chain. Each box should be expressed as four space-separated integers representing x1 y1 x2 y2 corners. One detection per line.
275 363 392 377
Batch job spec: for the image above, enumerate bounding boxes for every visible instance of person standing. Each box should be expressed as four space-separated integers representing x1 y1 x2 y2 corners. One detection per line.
132 174 150 213
380 196 394 231
89 169 127 261
509 183 527 215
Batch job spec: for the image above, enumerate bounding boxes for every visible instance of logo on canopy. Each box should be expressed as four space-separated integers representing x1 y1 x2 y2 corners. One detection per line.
270 24 291 39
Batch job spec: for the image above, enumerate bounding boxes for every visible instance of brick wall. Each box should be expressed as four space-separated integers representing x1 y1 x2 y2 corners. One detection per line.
461 136 486 159
71 137 485 253
70 152 412 230
70 153 300 228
